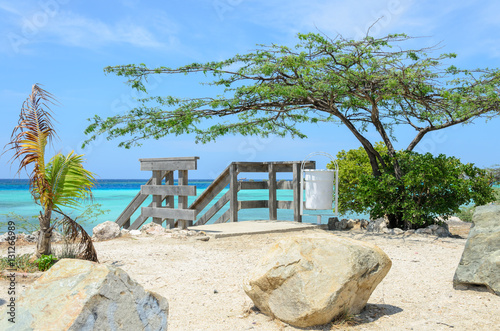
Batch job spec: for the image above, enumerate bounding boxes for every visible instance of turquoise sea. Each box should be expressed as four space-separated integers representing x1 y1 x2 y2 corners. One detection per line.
0 179 348 234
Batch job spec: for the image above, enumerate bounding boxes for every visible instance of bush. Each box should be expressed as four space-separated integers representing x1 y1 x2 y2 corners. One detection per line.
329 144 496 229
34 254 57 271
0 253 39 273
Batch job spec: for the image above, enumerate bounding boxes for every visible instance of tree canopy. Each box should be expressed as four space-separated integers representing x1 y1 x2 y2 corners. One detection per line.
85 32 500 177
84 32 500 227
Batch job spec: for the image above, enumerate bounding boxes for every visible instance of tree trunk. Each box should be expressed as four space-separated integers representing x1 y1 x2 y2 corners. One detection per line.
36 227 52 256
36 209 53 257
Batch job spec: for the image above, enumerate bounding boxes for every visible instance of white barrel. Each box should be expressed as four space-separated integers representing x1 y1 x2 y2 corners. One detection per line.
304 169 335 210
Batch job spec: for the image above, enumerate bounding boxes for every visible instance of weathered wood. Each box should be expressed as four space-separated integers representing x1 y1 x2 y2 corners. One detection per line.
140 159 198 171
141 207 196 220
195 191 230 226
229 163 238 222
238 181 269 190
178 170 189 229
141 185 196 196
236 161 315 173
152 170 163 225
116 175 158 227
123 218 130 229
276 180 293 190
238 200 269 210
293 162 302 222
214 209 231 224
268 163 277 220
189 165 230 214
277 200 293 209
165 171 175 228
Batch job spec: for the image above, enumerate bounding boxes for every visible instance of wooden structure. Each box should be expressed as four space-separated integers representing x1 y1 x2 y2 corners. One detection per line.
115 157 198 230
190 161 315 225
116 159 315 229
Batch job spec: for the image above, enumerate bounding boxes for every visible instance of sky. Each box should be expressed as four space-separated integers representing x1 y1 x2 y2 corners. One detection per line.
1 0 499 180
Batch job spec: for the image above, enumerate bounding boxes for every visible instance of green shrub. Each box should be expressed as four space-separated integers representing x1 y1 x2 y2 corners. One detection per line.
329 143 495 229
34 254 57 271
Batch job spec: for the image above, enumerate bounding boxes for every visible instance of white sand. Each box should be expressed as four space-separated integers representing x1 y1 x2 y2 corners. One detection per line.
1 227 499 330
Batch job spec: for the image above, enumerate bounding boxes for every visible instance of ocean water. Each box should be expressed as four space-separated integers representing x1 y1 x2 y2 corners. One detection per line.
0 179 346 234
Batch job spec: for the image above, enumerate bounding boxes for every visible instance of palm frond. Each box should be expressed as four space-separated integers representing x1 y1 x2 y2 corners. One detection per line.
52 210 99 262
5 84 59 208
45 152 96 210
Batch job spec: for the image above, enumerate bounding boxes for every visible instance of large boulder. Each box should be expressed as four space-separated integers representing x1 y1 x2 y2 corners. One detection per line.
92 221 121 241
243 233 392 327
453 204 500 295
0 259 168 330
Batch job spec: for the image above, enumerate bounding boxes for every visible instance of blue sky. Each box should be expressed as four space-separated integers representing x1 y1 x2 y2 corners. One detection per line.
1 0 499 179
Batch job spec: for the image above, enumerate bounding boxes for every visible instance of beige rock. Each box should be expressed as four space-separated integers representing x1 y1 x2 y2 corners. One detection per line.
243 233 392 327
454 204 500 295
0 259 168 330
143 222 166 235
92 221 121 241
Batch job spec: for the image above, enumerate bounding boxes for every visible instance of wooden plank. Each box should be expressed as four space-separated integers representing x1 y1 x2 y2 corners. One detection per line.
268 163 277 220
122 218 130 229
293 162 302 222
277 200 293 209
178 170 189 229
165 171 175 228
238 200 269 209
189 165 230 214
238 181 269 190
276 180 293 190
141 207 196 220
214 209 231 224
140 160 197 171
115 175 156 227
152 170 163 225
195 191 230 226
141 185 196 196
235 161 315 173
229 163 238 222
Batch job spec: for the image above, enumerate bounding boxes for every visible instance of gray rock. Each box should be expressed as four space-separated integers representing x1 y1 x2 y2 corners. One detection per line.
367 217 388 233
391 228 404 235
415 228 433 235
453 204 500 295
92 221 121 241
0 259 168 330
243 233 392 327
327 217 339 230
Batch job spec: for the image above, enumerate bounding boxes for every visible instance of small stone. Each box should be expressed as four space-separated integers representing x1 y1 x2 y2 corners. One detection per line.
129 230 142 236
391 228 404 235
196 236 210 242
92 221 121 241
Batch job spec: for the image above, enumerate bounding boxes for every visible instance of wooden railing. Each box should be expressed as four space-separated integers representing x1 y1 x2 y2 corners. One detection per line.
116 159 316 230
191 161 315 225
116 157 199 230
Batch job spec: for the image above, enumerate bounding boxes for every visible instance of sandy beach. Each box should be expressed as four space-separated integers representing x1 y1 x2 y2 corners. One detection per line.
1 224 499 330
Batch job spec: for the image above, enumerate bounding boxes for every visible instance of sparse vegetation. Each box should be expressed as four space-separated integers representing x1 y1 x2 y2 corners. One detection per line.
0 253 38 273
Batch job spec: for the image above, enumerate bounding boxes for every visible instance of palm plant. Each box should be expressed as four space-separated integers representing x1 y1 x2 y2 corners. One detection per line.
6 84 98 261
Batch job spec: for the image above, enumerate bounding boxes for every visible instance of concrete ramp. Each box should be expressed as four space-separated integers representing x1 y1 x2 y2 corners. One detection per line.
189 220 327 238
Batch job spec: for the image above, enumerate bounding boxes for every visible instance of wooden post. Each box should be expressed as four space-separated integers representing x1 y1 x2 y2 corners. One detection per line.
178 170 189 229
292 162 302 222
165 171 175 229
152 170 163 225
268 163 277 220
123 218 130 229
229 163 238 222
